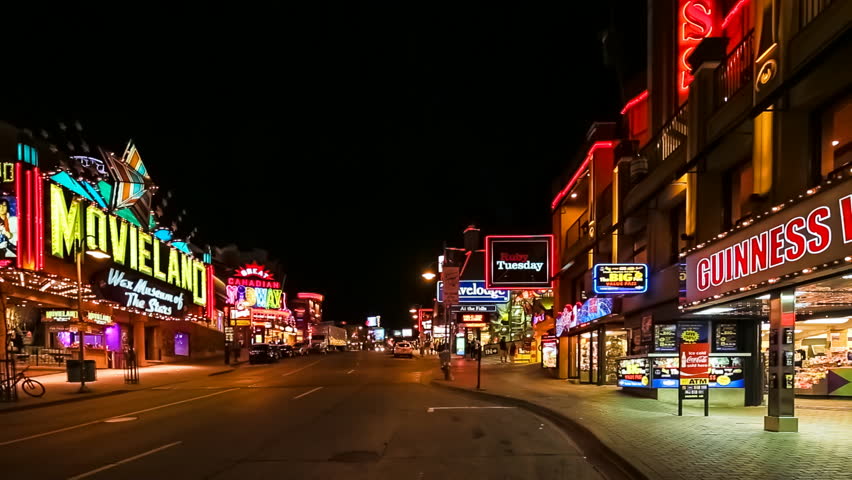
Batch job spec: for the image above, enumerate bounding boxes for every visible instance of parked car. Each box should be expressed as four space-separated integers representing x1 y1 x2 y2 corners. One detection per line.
276 344 295 358
393 342 413 358
249 344 277 364
292 343 310 356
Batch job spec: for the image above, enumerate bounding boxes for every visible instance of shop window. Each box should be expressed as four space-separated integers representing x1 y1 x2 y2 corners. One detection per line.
174 332 190 356
820 94 852 178
669 204 687 265
724 160 754 228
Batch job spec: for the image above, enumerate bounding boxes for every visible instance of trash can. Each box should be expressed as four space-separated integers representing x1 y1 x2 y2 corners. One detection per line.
66 360 97 382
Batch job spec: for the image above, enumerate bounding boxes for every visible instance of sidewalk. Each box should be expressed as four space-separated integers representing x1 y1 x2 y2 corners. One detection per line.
1 355 240 412
432 359 852 480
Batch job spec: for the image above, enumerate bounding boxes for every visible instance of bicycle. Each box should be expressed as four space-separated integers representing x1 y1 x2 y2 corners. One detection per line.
6 367 46 397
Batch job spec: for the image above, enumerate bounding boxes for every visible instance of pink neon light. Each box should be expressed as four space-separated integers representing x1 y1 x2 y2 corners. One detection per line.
679 0 715 91
14 162 22 269
551 141 614 210
620 90 649 115
297 292 324 302
25 170 32 270
34 169 43 270
721 0 749 29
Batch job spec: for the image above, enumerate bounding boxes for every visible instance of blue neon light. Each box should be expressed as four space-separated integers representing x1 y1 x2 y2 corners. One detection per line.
593 263 649 294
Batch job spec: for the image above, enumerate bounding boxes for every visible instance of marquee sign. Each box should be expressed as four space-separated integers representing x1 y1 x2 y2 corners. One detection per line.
94 267 187 316
485 235 554 290
48 183 207 307
685 182 852 305
593 264 648 294
226 262 285 309
459 312 488 328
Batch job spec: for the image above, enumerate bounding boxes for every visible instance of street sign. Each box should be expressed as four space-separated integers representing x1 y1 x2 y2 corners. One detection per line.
678 342 710 416
442 266 460 305
451 304 498 313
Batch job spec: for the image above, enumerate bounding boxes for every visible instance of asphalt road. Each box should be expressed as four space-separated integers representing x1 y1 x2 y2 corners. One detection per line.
0 351 605 480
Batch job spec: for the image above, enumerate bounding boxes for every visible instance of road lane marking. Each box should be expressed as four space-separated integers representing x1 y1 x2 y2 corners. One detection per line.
346 369 355 374
281 359 323 377
67 441 182 480
0 388 238 446
103 417 137 423
427 406 516 413
293 386 323 399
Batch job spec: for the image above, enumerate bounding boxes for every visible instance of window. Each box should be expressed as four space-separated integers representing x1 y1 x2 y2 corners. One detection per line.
725 160 753 228
670 205 687 265
820 94 852 178
632 228 647 265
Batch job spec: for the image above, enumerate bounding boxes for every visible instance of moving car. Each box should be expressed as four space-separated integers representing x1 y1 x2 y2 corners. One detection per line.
276 344 295 358
249 344 277 364
393 342 414 358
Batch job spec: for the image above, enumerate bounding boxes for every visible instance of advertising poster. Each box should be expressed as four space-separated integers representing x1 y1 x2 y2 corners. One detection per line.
652 357 679 388
0 195 18 259
715 323 738 352
617 357 650 387
679 342 710 400
678 320 709 344
654 324 677 352
541 335 557 368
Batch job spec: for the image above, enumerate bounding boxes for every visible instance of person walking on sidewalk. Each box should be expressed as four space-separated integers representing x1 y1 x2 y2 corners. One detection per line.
509 342 517 363
438 344 453 380
499 337 508 363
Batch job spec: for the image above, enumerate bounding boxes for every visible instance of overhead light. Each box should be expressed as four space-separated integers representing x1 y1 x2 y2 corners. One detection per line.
409 309 417 313
695 307 734 315
421 272 437 281
806 333 828 339
832 140 840 146
755 294 770 300
570 193 578 199
794 329 802 333
843 274 852 280
801 317 849 324
761 323 770 331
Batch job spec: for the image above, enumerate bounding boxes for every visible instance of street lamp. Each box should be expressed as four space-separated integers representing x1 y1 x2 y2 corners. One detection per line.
421 271 436 281
75 236 110 393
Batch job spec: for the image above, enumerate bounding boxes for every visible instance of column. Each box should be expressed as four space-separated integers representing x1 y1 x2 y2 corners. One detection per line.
557 337 569 379
132 315 147 367
765 289 797 432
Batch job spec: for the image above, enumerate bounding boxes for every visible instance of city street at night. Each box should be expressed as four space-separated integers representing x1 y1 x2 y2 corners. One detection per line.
0 352 610 480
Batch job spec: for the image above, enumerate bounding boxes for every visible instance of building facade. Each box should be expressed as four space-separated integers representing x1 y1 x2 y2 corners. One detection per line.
552 0 852 421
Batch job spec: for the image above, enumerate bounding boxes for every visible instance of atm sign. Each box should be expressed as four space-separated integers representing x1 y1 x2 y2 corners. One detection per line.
594 264 648 294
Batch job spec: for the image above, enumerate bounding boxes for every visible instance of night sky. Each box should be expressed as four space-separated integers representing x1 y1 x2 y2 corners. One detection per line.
0 6 638 329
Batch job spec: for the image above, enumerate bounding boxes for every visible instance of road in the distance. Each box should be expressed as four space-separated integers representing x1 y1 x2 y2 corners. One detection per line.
0 351 604 480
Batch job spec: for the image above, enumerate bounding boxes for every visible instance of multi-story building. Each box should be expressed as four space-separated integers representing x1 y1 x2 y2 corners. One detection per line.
552 0 852 430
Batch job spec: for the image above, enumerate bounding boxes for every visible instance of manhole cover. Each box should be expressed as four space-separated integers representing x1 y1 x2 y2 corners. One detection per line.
328 451 380 463
104 417 138 423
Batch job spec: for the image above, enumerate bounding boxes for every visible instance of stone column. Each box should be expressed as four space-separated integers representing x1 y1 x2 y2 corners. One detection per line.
765 289 797 432
132 315 147 367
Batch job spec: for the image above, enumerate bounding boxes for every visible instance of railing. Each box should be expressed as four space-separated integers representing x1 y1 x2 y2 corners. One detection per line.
800 0 834 29
636 102 689 177
714 30 754 110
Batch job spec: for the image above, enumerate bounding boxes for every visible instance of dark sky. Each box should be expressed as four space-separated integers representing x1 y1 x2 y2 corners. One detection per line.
0 6 630 329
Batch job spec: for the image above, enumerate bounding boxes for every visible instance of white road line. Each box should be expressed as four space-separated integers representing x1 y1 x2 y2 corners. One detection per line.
427 406 516 413
293 386 323 399
0 389 238 446
346 369 355 374
67 441 182 480
281 359 323 377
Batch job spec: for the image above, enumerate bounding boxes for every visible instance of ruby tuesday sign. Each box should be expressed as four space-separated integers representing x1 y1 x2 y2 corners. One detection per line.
685 183 852 305
486 235 554 290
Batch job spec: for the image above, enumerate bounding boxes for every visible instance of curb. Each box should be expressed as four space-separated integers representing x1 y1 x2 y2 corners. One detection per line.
208 368 236 376
430 379 648 480
0 389 132 414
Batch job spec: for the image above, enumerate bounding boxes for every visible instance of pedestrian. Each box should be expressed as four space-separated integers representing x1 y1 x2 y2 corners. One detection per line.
438 344 453 380
509 342 517 363
499 337 508 363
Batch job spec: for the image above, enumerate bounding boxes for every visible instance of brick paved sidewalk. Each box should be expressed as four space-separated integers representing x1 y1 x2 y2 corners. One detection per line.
0 356 238 412
432 359 852 480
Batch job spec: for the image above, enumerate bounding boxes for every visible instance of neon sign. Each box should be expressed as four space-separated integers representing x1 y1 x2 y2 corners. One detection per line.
49 183 207 306
226 262 285 309
678 0 716 98
485 235 555 290
685 182 852 304
594 264 649 294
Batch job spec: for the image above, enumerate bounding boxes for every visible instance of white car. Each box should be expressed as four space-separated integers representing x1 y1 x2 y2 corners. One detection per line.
393 342 414 358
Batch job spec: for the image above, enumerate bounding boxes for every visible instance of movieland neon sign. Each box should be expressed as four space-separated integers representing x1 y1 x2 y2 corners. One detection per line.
49 183 207 306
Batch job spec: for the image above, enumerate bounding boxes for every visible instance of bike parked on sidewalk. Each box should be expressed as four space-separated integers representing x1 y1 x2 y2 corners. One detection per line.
5 367 46 397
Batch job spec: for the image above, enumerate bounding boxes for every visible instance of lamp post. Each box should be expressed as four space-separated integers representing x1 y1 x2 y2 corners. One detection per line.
74 236 110 394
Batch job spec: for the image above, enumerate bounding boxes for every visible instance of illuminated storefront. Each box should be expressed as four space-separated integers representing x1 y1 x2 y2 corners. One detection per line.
2 133 221 368
558 297 627 385
225 263 292 345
